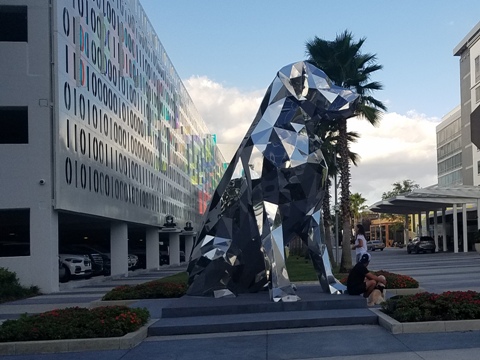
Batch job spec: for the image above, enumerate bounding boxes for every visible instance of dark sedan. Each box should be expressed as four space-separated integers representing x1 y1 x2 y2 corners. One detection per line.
407 236 436 254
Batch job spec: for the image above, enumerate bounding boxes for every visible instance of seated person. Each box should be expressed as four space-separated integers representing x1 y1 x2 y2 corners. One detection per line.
346 253 386 297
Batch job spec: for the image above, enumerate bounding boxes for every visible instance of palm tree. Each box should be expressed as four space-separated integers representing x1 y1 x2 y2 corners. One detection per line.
350 192 368 226
306 30 387 272
317 121 360 266
382 179 420 200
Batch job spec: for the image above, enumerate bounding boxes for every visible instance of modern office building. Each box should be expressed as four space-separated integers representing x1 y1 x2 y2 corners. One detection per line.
453 21 480 184
436 106 463 186
372 21 480 253
0 0 224 292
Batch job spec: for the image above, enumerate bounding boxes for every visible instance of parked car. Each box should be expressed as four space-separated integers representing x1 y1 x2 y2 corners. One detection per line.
407 236 436 254
59 253 92 282
160 251 169 265
58 257 67 282
160 251 186 265
60 244 105 276
128 254 139 269
393 241 405 248
71 244 139 272
367 240 386 251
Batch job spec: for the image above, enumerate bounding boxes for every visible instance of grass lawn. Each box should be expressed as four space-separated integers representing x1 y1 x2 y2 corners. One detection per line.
160 256 348 284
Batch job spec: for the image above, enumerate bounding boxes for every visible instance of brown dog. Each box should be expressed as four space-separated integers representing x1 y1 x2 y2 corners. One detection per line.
367 275 386 306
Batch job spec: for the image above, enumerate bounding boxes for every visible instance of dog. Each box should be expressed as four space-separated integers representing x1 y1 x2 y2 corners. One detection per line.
186 61 359 302
367 275 387 306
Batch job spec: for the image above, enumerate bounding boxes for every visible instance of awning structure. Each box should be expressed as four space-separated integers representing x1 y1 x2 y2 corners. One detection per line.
370 185 480 214
369 185 480 253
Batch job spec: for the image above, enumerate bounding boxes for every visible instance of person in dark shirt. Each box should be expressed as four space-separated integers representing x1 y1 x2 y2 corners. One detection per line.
347 253 386 297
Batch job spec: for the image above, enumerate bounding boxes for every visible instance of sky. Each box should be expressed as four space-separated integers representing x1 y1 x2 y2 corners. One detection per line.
140 0 480 206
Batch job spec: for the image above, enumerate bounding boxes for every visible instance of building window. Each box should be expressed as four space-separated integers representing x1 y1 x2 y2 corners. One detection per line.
476 86 480 104
0 6 27 42
0 107 28 144
478 161 480 174
476 56 480 83
0 209 30 257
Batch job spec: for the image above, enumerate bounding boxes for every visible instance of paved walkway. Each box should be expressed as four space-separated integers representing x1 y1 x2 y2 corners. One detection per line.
2 324 480 359
2 254 480 359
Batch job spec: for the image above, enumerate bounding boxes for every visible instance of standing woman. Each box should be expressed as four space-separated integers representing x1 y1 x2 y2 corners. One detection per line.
352 224 368 263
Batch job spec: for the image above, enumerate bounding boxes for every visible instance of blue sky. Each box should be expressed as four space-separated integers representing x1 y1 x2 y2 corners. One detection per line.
140 0 480 204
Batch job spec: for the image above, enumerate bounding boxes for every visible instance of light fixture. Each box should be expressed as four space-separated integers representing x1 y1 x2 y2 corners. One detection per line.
184 221 193 231
163 215 176 228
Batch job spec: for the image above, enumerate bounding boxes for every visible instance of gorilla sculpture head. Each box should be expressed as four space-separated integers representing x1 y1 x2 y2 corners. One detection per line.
187 61 359 302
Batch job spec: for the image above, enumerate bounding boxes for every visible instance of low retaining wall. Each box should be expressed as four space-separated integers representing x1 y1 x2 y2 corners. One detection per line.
371 308 480 334
0 319 156 356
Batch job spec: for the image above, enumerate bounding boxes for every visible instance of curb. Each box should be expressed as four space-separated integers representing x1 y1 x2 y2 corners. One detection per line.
0 319 156 356
370 308 480 334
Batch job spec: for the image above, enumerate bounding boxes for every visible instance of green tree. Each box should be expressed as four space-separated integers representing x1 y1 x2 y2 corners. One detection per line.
350 192 368 226
381 179 419 243
317 122 360 265
382 179 419 200
306 30 387 271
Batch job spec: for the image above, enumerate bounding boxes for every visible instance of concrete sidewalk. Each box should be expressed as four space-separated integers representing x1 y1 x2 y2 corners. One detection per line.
2 263 480 359
2 324 480 359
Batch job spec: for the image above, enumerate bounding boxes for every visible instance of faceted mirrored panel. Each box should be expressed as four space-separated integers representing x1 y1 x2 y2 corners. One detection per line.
187 61 358 302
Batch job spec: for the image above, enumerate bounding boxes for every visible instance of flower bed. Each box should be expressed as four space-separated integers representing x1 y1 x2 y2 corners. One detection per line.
382 291 480 322
339 270 419 289
102 280 187 301
0 306 150 342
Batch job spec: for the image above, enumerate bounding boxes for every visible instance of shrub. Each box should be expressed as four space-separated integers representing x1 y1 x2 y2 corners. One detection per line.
0 306 150 342
0 267 40 303
373 270 419 289
339 270 418 289
382 291 480 322
102 280 187 300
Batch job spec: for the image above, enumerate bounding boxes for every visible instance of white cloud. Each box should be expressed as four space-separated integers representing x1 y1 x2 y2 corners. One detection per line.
184 76 264 147
349 112 440 205
185 76 441 206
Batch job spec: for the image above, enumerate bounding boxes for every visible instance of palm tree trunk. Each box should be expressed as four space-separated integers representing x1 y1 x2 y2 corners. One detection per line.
338 118 353 272
322 178 335 264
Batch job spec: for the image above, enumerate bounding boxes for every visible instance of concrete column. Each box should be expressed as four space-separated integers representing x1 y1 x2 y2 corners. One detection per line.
426 210 431 236
29 208 59 293
169 232 180 265
146 227 159 270
478 199 480 231
418 212 422 236
433 209 438 251
442 208 447 252
412 214 416 237
462 204 468 253
404 214 409 245
110 222 128 276
453 204 459 253
184 234 194 262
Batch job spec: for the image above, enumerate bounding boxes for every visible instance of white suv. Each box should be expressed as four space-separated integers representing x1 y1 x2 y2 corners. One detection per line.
59 254 92 282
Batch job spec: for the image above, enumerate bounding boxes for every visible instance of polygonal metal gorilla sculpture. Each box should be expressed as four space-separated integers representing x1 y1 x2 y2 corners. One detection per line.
187 61 359 302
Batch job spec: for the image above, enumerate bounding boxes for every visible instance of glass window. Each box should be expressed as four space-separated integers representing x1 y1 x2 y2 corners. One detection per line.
0 107 28 144
0 6 27 42
0 209 30 257
476 56 480 83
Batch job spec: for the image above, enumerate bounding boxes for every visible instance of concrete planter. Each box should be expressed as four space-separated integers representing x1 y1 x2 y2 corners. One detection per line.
0 319 156 356
475 243 480 254
371 308 480 334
